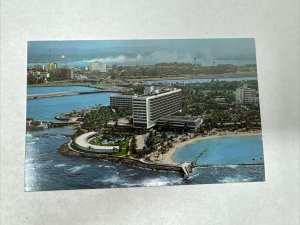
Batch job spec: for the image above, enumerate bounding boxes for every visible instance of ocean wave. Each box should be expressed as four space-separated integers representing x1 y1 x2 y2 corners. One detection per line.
186 173 200 180
54 164 67 168
68 165 91 173
226 165 238 169
141 176 183 187
26 160 54 169
126 172 139 177
94 174 121 184
218 176 252 183
104 165 115 169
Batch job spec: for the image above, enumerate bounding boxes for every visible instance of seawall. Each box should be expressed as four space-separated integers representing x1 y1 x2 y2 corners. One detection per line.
58 143 192 176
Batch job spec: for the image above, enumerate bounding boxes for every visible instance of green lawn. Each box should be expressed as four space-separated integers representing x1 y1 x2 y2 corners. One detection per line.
90 132 130 157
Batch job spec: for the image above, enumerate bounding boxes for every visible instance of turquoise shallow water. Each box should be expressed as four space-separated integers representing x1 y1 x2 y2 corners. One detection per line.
172 135 264 165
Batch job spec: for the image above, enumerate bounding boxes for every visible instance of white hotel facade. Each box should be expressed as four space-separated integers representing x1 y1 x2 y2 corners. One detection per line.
88 61 107 72
235 85 257 105
110 87 182 128
132 89 182 128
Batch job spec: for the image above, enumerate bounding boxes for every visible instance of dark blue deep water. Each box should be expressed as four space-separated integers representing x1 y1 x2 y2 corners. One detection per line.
25 86 265 191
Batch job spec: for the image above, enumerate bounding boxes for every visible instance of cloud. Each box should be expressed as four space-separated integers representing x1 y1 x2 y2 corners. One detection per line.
90 54 143 63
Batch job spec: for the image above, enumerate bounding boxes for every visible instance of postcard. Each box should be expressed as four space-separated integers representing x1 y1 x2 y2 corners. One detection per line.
25 38 264 191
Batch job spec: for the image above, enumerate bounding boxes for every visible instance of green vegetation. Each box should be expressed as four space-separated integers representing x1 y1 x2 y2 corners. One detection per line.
168 80 261 130
27 75 44 85
129 135 137 154
123 85 144 95
90 131 130 157
108 63 256 80
81 106 131 131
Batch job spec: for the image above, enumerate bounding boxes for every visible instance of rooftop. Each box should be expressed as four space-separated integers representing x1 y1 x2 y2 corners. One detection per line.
159 116 202 122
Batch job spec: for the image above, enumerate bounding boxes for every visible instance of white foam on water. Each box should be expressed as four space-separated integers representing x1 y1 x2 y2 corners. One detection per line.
68 165 91 173
26 133 40 144
54 164 67 168
26 133 33 138
218 176 252 183
141 177 182 187
226 165 238 169
127 172 139 177
27 160 54 169
104 165 115 169
94 174 121 184
187 173 200 180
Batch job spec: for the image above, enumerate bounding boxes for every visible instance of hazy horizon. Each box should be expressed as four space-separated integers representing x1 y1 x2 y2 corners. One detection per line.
28 38 256 66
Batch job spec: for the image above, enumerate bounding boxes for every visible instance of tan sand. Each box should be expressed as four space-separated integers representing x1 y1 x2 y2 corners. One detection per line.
161 130 262 165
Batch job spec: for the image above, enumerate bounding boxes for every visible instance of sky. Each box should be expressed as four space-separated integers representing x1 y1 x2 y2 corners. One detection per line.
27 38 256 65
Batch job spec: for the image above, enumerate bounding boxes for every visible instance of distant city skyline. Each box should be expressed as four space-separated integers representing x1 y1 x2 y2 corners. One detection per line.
28 39 256 66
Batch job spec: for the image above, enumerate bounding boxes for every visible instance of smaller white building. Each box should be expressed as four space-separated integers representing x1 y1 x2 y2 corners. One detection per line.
235 85 257 105
88 61 107 73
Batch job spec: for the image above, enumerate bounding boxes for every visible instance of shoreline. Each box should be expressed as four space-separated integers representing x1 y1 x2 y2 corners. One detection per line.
127 72 257 82
161 130 262 164
58 142 193 176
27 72 257 87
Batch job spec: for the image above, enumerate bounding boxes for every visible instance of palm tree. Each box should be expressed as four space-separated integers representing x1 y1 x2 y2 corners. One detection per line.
129 135 137 154
162 132 168 142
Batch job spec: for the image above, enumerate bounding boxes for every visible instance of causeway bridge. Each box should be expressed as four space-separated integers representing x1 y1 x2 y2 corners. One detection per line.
27 89 122 100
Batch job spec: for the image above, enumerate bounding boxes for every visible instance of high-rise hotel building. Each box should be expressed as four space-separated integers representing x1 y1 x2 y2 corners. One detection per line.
110 95 133 108
235 85 257 105
132 88 182 128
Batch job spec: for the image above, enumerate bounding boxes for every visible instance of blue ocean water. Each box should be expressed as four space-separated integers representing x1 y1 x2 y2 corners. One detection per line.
25 128 184 191
27 92 113 121
27 86 98 95
25 128 264 191
25 86 265 191
172 135 264 165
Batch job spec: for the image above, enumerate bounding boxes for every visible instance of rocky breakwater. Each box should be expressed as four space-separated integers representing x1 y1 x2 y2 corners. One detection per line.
58 142 193 177
26 119 50 131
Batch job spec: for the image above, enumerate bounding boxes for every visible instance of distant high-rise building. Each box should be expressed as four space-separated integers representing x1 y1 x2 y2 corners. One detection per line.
57 68 74 79
235 85 256 105
88 61 106 73
47 63 58 72
33 64 45 70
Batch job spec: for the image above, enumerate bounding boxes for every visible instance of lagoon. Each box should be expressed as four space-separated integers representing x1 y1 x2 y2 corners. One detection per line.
172 135 264 165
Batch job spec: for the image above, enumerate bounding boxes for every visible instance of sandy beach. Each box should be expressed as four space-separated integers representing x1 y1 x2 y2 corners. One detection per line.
161 130 262 164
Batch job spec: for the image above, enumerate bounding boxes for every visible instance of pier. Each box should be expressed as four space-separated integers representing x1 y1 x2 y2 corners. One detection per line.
27 89 122 100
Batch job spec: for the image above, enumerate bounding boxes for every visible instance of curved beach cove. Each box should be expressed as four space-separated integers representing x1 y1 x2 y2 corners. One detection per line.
170 134 263 165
